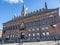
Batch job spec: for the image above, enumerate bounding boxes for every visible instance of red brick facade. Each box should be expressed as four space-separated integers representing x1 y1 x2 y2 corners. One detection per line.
2 4 60 42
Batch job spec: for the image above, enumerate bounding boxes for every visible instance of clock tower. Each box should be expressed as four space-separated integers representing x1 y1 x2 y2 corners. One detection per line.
21 4 26 16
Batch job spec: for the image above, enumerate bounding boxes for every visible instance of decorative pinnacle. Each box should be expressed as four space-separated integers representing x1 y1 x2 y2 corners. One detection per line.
45 2 48 10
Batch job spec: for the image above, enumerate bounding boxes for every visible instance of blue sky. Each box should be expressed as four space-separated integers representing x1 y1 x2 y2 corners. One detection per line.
0 0 60 29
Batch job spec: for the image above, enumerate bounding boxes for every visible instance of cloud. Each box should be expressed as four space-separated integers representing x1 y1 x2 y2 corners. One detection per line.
26 7 28 11
20 0 23 3
4 0 24 4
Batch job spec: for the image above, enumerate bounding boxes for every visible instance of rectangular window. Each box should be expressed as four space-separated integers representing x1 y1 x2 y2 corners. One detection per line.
45 26 48 30
32 28 35 31
40 21 44 25
42 32 45 36
45 20 48 24
26 23 30 28
41 27 44 30
35 21 40 26
36 28 39 31
33 33 35 36
50 17 55 23
40 20 48 25
18 25 20 29
28 34 31 36
46 32 49 35
13 25 15 30
31 22 35 26
37 33 40 36
16 25 20 29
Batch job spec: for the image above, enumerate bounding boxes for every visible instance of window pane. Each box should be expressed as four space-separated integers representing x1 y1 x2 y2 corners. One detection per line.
50 17 55 23
42 32 45 36
41 27 44 30
41 21 44 25
37 33 40 36
36 37 40 39
35 21 40 26
45 27 48 30
32 28 35 31
31 22 35 26
26 23 30 28
36 28 39 31
45 20 48 24
29 34 31 36
33 33 35 36
33 37 35 40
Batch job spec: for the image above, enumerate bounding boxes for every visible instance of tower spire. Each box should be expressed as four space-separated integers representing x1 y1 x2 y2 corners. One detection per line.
45 2 48 10
21 4 26 16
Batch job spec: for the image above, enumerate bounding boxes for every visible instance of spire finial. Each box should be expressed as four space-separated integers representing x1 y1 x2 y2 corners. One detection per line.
45 2 48 10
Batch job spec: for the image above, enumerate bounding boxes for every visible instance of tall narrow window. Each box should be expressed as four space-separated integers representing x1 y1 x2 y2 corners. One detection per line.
32 28 35 31
46 32 49 35
28 34 31 36
31 22 35 26
37 33 40 36
27 23 30 27
45 20 48 24
42 32 45 36
35 21 40 26
33 33 35 36
45 26 48 30
36 28 39 31
41 27 44 30
50 17 55 23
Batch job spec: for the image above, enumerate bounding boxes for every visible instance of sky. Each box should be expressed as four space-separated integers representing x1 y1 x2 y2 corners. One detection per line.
0 0 60 29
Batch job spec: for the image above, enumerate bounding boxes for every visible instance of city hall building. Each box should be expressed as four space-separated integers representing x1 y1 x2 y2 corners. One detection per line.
2 2 60 42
